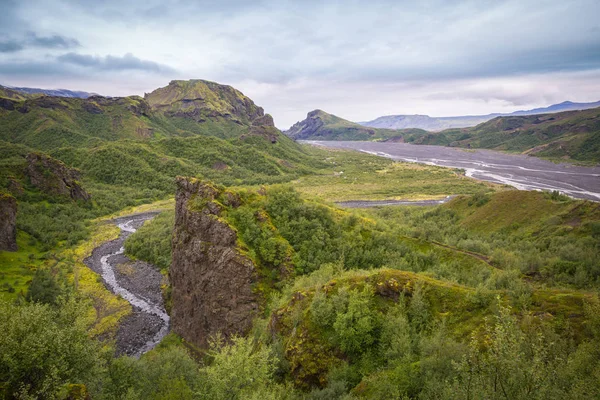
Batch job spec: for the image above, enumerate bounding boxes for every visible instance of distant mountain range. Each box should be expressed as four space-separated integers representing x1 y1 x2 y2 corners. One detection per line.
0 84 97 99
359 101 600 131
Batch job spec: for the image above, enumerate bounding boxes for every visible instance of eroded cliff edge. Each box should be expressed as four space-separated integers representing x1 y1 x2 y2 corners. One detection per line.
170 177 259 348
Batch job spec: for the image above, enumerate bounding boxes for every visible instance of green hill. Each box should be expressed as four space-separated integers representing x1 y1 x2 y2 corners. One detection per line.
0 79 324 191
440 107 600 163
285 109 418 141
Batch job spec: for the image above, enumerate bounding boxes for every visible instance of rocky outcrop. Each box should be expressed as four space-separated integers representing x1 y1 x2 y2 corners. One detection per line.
25 153 91 201
246 113 280 143
170 177 259 348
0 193 17 251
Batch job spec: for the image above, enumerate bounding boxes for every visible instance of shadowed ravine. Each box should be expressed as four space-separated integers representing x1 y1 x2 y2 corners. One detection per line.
84 213 169 357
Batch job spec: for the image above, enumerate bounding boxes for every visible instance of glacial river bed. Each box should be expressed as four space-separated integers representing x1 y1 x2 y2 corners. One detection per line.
303 141 600 202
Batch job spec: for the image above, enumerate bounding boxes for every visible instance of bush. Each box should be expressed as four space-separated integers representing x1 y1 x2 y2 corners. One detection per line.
25 268 62 305
0 299 103 399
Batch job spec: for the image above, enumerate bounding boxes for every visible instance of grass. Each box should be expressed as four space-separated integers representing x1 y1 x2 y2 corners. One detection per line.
447 190 600 234
269 265 597 387
0 231 45 300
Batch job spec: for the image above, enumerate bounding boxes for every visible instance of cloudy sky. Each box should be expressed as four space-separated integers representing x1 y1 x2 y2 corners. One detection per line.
1 0 599 128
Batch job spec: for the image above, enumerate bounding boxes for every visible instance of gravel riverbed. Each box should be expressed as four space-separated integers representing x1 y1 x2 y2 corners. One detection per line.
84 212 169 357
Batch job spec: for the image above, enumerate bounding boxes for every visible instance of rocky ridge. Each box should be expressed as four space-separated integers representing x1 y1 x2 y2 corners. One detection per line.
145 79 270 126
285 109 386 141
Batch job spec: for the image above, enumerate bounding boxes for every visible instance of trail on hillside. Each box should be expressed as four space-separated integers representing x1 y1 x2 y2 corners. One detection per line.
84 213 169 357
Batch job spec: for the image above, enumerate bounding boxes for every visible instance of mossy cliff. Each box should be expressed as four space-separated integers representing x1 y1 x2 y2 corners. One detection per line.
170 177 260 349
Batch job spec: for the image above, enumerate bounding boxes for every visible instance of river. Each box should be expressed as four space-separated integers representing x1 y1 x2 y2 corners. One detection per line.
303 141 600 201
84 213 169 357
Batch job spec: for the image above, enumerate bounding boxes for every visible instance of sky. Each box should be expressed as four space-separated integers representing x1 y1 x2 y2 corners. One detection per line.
1 0 599 129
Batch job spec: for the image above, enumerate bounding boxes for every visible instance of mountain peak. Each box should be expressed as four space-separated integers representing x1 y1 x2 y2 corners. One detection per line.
145 79 267 126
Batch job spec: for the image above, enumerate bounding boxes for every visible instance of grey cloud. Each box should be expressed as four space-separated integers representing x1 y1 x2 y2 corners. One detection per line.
0 0 22 33
0 40 23 53
0 33 80 53
26 32 80 49
57 52 176 74
2 0 600 127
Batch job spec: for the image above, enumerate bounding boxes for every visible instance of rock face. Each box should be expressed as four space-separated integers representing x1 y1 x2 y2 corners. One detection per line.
25 153 91 201
0 193 17 252
170 177 259 348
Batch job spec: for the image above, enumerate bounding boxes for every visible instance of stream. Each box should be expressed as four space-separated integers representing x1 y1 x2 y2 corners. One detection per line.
84 213 169 357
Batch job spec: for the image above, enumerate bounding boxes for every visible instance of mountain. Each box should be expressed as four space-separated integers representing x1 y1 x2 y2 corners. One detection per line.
0 79 285 151
0 79 323 199
407 107 600 163
145 79 264 125
360 100 600 131
0 84 97 99
0 86 31 101
285 109 422 141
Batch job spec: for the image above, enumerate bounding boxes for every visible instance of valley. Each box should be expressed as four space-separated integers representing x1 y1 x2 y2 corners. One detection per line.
2 2 599 398
0 79 599 399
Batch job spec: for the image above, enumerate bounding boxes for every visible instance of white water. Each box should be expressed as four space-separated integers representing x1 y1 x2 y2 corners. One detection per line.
100 218 170 356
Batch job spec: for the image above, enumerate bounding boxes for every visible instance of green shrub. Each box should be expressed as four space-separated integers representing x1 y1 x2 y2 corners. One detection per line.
0 299 103 399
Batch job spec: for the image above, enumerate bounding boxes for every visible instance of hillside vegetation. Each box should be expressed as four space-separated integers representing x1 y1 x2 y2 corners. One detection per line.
121 183 600 398
0 79 498 301
440 108 600 163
